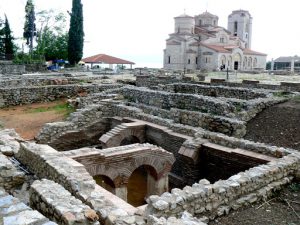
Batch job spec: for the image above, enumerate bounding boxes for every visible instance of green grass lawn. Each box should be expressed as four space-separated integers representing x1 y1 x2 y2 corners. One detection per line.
27 103 75 118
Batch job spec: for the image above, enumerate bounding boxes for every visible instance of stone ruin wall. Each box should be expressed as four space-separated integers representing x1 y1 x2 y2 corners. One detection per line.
128 102 246 137
1 76 300 224
37 95 295 159
166 83 269 100
0 84 122 107
145 153 300 220
136 75 300 92
1 126 300 224
0 64 26 75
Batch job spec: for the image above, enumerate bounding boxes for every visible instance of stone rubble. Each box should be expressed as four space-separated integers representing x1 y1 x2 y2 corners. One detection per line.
0 153 25 191
30 179 99 225
0 187 57 225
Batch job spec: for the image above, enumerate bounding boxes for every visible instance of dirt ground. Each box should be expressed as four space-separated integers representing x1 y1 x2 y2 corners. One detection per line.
0 100 68 140
210 183 300 225
245 98 300 150
210 98 300 225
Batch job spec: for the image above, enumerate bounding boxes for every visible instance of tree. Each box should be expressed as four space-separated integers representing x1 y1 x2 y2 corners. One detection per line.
23 0 36 53
0 17 4 59
68 0 84 65
35 10 68 60
3 15 14 59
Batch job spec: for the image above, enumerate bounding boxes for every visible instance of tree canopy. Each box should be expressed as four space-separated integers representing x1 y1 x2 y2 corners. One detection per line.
68 0 84 65
0 15 15 59
35 10 68 61
3 15 14 58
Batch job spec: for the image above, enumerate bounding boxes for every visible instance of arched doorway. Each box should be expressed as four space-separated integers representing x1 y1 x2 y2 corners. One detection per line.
127 165 158 207
220 55 226 68
93 175 115 194
120 135 140 146
233 53 242 70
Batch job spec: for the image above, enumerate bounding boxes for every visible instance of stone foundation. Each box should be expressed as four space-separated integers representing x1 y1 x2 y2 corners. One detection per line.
145 153 300 219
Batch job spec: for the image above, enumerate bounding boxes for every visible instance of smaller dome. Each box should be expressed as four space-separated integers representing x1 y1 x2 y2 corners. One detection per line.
175 13 193 19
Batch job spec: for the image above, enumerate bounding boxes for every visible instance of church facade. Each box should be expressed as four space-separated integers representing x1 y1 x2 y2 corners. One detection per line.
163 10 267 72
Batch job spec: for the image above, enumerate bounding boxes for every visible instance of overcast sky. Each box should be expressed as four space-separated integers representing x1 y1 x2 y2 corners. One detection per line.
1 0 300 68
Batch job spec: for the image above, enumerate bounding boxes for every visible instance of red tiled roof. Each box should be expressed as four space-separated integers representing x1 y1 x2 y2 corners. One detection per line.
82 54 135 64
243 49 267 56
201 43 230 53
194 26 215 37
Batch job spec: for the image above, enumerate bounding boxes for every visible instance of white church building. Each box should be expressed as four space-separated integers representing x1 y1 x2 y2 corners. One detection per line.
163 10 267 72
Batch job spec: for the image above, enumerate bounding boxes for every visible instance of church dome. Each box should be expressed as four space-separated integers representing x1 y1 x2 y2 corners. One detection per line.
174 13 195 34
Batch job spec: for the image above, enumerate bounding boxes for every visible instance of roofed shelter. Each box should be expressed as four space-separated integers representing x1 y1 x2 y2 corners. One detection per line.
273 56 300 72
82 54 135 70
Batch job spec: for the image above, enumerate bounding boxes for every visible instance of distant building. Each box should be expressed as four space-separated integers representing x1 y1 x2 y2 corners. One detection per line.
82 54 135 70
163 10 267 72
273 56 300 72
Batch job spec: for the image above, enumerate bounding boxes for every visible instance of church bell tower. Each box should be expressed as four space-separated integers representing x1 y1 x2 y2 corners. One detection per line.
228 10 252 48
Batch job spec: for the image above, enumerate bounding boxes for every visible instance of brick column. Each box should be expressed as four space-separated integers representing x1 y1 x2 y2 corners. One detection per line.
146 173 169 198
115 185 128 201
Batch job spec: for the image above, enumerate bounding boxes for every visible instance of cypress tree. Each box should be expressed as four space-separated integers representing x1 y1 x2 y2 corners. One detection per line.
68 0 84 65
23 0 36 53
0 18 4 58
4 15 14 58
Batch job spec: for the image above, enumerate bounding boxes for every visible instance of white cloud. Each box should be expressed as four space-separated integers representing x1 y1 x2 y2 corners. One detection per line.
1 0 300 67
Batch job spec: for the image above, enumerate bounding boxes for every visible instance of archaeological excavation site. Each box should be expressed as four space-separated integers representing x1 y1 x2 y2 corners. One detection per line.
0 69 300 225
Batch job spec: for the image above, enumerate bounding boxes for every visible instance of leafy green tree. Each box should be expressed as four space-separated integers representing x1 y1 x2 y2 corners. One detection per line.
68 0 84 65
3 15 15 59
35 10 68 60
23 0 36 52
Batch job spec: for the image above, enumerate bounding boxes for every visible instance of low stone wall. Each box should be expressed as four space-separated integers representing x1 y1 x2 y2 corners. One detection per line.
119 86 287 122
136 74 300 92
0 84 122 107
36 104 111 146
0 64 25 74
0 187 57 225
16 142 95 201
129 103 246 137
30 179 99 225
206 81 300 92
168 83 269 100
136 75 194 88
24 63 47 72
15 141 137 224
195 130 296 157
0 74 107 88
0 153 25 191
121 86 237 117
145 153 300 219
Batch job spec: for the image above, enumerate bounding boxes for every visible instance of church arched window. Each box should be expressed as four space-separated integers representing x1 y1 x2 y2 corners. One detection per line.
234 21 238 36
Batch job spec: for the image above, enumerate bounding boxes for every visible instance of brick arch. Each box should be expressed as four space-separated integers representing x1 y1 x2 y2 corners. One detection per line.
100 122 146 148
85 152 173 188
74 144 175 188
67 143 175 201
